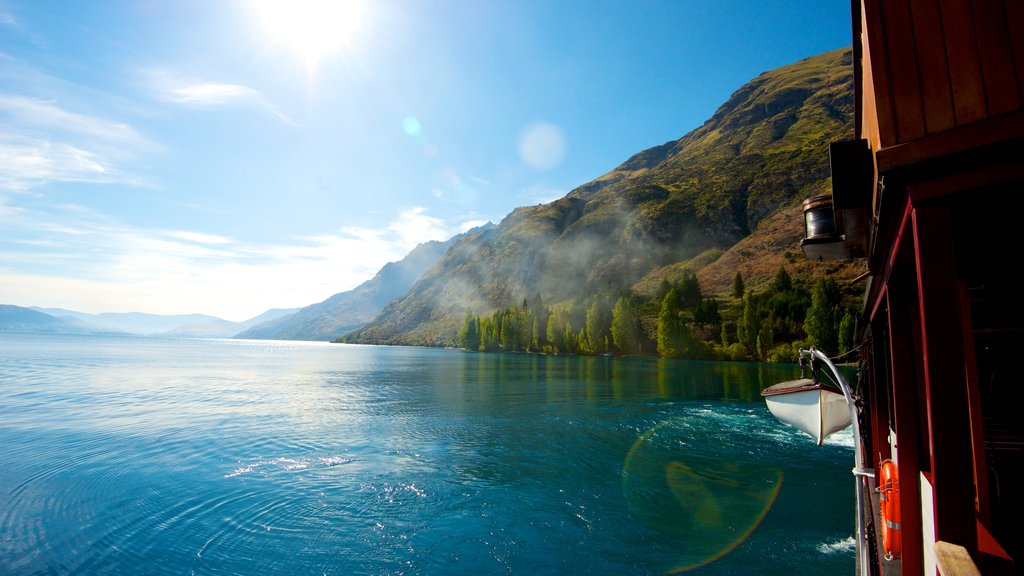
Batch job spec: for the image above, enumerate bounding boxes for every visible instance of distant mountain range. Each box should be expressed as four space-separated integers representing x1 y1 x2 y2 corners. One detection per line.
3 234 477 340
0 305 298 338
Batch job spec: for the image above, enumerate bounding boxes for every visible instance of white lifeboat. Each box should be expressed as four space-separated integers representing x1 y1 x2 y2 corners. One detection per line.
761 378 852 445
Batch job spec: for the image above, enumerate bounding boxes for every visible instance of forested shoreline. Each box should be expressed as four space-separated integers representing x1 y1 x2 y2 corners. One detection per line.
457 267 856 363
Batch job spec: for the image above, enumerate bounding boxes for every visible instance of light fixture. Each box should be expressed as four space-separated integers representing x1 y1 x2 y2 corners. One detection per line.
800 195 851 260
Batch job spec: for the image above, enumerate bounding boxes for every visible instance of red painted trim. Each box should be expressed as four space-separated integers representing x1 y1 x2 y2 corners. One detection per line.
869 197 914 321
885 283 924 576
959 281 989 524
911 205 978 550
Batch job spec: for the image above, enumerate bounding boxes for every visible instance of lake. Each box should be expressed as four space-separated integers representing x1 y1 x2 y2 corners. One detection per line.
0 333 854 575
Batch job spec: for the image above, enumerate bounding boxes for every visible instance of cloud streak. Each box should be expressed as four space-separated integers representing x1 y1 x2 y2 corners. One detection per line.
0 94 154 191
0 203 464 320
146 71 292 124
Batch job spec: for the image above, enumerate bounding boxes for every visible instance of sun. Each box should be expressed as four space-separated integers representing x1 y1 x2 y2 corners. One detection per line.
253 0 364 69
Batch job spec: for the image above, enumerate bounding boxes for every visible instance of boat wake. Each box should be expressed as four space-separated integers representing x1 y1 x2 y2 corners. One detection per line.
817 536 855 554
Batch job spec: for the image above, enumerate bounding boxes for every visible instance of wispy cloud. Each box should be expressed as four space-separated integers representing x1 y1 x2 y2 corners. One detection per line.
0 94 145 143
146 70 292 124
0 94 154 191
0 203 463 320
1 11 16 26
339 207 451 255
457 219 489 232
0 140 128 190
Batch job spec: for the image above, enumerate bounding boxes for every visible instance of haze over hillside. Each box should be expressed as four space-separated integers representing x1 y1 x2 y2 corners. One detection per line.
344 48 861 346
236 234 479 341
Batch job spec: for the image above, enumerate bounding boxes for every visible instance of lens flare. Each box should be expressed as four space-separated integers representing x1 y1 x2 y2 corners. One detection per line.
518 122 566 171
402 116 422 137
623 418 783 573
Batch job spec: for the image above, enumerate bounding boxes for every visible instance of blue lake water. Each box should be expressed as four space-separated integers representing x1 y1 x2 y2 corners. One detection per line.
0 333 855 575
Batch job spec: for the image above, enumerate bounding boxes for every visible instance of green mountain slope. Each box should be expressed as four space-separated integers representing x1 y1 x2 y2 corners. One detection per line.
346 48 860 346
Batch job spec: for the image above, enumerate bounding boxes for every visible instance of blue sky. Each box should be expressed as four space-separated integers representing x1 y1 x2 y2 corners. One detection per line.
0 0 851 321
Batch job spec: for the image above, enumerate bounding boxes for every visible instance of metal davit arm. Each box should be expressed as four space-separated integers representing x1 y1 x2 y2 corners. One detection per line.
802 347 875 576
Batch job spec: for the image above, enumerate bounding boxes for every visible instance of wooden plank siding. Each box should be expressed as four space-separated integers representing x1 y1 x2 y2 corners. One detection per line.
1006 0 1024 102
861 0 1024 154
971 0 1021 116
911 0 956 133
883 0 928 141
939 0 988 125
861 0 897 148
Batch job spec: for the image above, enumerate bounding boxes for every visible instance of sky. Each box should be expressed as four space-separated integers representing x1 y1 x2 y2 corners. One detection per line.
0 0 852 321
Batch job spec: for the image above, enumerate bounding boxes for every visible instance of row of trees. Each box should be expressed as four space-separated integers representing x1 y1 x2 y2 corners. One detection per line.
457 268 854 362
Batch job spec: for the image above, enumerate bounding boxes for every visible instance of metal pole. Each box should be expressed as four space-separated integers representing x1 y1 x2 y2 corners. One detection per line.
803 348 873 576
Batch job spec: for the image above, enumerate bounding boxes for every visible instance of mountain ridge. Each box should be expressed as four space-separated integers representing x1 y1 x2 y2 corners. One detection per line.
344 48 861 346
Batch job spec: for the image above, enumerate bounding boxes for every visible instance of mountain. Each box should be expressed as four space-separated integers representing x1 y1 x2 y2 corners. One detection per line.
30 309 221 335
235 234 477 341
345 48 861 346
25 307 298 337
158 308 299 339
0 305 109 334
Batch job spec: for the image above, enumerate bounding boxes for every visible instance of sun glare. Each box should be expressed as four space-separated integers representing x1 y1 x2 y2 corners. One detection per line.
253 0 364 69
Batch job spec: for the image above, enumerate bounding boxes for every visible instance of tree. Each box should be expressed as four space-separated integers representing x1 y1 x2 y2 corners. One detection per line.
547 313 564 352
480 316 499 351
839 308 856 354
805 278 842 356
756 314 775 359
693 297 721 329
562 321 576 354
657 288 683 358
458 311 480 351
585 297 612 354
771 266 792 293
678 272 702 309
656 278 672 302
611 296 641 355
732 270 745 299
737 292 762 353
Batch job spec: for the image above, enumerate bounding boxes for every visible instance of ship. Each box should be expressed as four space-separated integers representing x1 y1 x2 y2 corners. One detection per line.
762 1 1024 574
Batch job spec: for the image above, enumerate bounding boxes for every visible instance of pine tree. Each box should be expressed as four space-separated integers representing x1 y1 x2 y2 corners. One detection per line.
585 297 612 354
458 310 480 351
839 308 856 354
611 296 640 355
562 321 576 354
805 278 842 356
657 288 683 358
737 292 761 353
732 270 745 299
693 297 721 329
772 267 792 293
547 313 563 353
678 272 702 309
479 317 498 351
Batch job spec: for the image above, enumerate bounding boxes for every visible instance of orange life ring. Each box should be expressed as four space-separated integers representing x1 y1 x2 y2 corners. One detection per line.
879 459 902 559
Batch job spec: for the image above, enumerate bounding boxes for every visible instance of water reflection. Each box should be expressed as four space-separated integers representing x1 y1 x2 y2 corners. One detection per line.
0 336 853 576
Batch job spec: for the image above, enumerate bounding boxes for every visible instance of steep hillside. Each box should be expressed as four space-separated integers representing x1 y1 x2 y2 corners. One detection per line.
346 48 861 346
236 234 475 341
